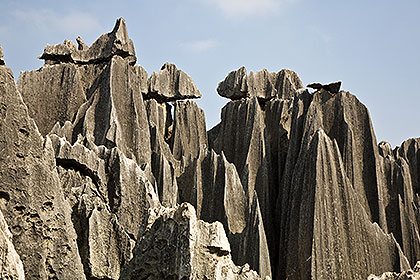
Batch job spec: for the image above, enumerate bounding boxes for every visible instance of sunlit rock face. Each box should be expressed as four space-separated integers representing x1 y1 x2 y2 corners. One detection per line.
1 17 420 280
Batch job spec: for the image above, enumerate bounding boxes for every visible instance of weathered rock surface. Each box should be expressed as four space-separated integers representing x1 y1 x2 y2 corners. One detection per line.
368 262 420 280
209 95 294 273
0 61 86 279
122 202 269 279
0 209 25 280
4 17 420 280
40 55 152 166
18 63 87 135
146 63 202 101
281 128 408 279
217 66 303 100
39 18 136 65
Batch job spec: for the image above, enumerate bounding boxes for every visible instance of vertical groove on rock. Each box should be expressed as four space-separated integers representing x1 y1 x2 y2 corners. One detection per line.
3 18 420 280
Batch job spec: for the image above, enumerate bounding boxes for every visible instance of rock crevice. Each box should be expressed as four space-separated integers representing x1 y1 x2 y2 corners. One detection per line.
1 17 420 280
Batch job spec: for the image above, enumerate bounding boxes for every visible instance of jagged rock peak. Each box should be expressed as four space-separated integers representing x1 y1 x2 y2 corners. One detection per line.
39 17 136 65
145 62 202 101
307 80 342 93
0 43 5 65
378 141 393 158
217 66 304 100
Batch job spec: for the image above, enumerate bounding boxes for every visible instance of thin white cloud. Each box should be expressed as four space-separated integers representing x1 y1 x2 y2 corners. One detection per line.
179 39 219 53
11 8 101 38
202 0 295 17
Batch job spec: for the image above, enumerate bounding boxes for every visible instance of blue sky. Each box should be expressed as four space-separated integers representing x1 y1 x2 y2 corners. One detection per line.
1 0 419 147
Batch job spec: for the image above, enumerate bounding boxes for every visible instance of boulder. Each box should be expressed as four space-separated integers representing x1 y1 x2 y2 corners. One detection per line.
146 63 202 101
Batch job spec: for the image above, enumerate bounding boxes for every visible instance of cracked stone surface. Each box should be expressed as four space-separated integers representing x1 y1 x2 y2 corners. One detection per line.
2 17 420 280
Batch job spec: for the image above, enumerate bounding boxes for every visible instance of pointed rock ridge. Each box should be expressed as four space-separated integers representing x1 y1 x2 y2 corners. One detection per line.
170 100 208 164
174 147 272 278
39 17 136 65
49 134 160 279
397 138 420 194
276 89 409 278
208 94 295 276
145 62 202 101
280 128 409 279
235 192 272 280
217 66 304 100
19 54 151 165
70 56 151 165
0 209 25 280
0 43 5 65
122 203 267 279
379 141 420 266
307 80 342 93
300 90 384 225
0 61 86 278
378 141 393 158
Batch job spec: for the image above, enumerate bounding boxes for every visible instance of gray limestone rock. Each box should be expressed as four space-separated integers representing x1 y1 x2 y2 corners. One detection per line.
379 144 420 267
276 69 304 99
0 62 86 279
69 56 151 166
279 128 409 279
217 66 303 100
217 66 248 99
39 18 136 65
50 134 159 279
209 96 294 274
146 63 202 101
6 17 420 280
18 63 87 135
175 147 272 279
0 209 25 280
170 100 208 164
122 203 268 280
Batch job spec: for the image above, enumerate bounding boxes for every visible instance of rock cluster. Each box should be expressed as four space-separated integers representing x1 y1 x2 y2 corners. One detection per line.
1 17 420 280
39 18 136 65
368 262 420 280
217 66 303 100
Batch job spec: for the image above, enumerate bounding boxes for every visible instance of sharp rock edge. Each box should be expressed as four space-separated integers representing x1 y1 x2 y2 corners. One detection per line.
0 18 418 280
